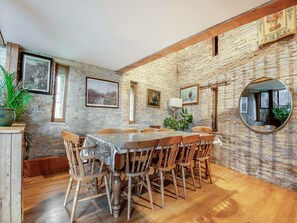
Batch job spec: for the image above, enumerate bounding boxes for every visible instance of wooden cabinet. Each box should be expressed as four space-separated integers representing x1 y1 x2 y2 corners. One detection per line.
0 124 25 223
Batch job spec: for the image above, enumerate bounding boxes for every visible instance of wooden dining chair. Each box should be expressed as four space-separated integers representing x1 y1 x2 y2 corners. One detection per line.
123 139 159 220
176 134 200 199
194 134 215 188
62 129 112 222
151 136 182 208
124 128 140 133
142 128 158 133
98 128 123 134
158 128 174 132
192 126 213 134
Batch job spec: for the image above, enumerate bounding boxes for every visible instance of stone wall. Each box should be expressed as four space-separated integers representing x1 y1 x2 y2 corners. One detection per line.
175 17 297 190
25 57 122 158
125 11 297 190
122 53 178 128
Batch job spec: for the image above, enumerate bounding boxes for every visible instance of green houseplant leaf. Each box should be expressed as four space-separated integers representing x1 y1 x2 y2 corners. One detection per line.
0 65 32 121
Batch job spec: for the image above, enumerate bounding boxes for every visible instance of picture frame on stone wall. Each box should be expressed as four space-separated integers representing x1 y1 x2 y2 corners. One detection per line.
240 96 248 113
180 84 199 106
260 92 269 109
21 52 53 95
86 77 119 108
147 88 161 108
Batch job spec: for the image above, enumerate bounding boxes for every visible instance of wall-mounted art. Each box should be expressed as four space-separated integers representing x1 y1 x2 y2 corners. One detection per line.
180 84 199 106
21 52 53 94
258 6 296 46
86 77 119 108
147 88 160 108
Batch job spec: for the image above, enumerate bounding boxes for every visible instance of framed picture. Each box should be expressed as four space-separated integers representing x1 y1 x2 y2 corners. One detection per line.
240 97 248 113
180 84 199 105
86 77 119 108
21 52 53 94
147 89 160 108
260 92 269 109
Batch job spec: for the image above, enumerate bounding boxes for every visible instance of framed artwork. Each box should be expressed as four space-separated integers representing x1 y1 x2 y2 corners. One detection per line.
240 97 248 113
180 84 199 105
86 77 119 108
21 52 53 94
260 92 269 109
147 89 160 108
258 6 296 46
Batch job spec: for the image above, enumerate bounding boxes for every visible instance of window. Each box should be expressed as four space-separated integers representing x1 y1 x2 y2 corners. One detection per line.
212 87 218 132
52 64 68 122
129 81 137 123
212 36 219 56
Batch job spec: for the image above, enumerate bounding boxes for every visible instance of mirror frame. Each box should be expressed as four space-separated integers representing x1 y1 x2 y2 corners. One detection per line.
239 77 293 134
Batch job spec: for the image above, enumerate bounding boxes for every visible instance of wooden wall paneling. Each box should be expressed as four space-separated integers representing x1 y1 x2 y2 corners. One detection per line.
11 133 23 222
0 134 12 223
0 125 25 223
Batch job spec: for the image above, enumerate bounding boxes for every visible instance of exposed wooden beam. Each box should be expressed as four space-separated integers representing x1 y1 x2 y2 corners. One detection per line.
118 0 296 74
5 42 20 74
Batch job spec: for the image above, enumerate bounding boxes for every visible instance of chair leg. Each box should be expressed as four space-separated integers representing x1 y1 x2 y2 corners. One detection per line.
171 169 179 199
206 159 213 184
146 173 154 210
198 161 202 188
190 167 196 191
127 176 132 220
64 177 73 207
70 180 81 223
104 175 112 214
160 171 165 209
181 166 186 199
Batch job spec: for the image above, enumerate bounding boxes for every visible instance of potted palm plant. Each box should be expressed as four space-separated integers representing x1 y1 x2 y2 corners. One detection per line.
0 65 32 126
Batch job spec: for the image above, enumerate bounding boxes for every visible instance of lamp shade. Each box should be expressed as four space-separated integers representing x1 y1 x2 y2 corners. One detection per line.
168 98 183 108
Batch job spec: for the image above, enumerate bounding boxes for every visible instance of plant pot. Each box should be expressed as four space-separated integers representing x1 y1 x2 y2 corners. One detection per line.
0 108 16 126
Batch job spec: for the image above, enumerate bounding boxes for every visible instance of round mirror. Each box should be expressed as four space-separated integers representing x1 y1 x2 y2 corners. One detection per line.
239 77 292 133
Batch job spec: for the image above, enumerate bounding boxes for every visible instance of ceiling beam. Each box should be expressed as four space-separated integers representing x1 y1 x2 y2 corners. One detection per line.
118 0 296 74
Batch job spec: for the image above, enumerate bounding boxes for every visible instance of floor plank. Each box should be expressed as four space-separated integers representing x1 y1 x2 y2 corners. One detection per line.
23 164 297 223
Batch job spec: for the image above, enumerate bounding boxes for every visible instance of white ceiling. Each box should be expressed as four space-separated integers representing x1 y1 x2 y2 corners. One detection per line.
0 0 271 70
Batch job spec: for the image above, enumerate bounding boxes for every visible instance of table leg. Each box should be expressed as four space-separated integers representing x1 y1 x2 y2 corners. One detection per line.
112 170 121 218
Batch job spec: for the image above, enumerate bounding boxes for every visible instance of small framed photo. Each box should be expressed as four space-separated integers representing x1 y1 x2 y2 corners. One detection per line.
86 77 119 108
240 97 248 113
261 92 269 108
180 84 199 105
147 89 161 108
21 52 53 94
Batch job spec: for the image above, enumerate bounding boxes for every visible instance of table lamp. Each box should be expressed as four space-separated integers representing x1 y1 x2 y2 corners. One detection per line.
168 98 183 118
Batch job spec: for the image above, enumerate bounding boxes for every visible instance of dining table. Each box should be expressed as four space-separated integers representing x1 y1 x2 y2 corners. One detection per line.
83 130 222 218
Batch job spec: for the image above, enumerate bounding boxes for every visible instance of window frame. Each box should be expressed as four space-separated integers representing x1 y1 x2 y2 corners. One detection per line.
51 63 69 122
129 81 137 124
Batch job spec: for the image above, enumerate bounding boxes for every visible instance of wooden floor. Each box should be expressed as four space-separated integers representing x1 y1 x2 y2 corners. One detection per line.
23 164 297 223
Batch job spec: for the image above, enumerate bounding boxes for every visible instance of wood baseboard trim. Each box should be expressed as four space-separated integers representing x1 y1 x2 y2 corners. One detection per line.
23 156 69 177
